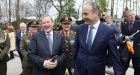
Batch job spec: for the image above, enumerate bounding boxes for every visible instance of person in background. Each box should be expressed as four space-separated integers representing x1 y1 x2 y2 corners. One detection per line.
119 10 140 75
104 15 121 69
20 21 38 75
105 15 121 39
59 16 76 75
28 16 66 75
100 14 106 23
16 22 27 75
16 22 27 62
7 25 16 59
0 22 10 75
37 19 42 31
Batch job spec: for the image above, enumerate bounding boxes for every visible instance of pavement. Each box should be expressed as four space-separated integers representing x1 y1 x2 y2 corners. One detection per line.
7 51 134 75
7 51 22 75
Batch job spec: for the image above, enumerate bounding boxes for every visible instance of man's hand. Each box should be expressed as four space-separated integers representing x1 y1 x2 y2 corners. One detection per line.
125 36 131 41
71 68 74 74
44 59 57 69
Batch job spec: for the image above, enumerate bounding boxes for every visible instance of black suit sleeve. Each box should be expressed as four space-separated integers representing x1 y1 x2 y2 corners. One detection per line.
56 36 66 66
28 33 45 70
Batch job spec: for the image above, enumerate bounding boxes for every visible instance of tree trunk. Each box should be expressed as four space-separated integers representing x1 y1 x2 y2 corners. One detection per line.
133 0 134 10
116 0 119 17
111 0 114 17
123 0 125 11
136 0 137 15
130 0 131 9
0 6 2 19
9 0 11 24
16 0 20 26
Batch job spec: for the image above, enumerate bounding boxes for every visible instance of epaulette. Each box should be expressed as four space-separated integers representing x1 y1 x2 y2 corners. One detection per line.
70 30 76 35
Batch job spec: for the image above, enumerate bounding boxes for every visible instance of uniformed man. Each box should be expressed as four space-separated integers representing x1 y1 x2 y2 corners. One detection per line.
0 22 10 75
58 16 76 75
20 21 38 75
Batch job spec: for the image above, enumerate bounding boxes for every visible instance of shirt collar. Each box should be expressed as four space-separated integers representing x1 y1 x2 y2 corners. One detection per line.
89 20 100 29
46 31 53 36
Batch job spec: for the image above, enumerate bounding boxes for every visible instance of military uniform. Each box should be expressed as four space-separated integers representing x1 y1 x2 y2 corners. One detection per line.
58 16 76 75
20 21 38 75
20 34 32 75
0 23 10 75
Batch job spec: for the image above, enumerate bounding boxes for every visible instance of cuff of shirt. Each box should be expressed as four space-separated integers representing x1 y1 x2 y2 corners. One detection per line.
43 60 47 68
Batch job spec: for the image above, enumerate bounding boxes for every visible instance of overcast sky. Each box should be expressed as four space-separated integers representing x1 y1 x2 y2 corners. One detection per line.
1 0 140 20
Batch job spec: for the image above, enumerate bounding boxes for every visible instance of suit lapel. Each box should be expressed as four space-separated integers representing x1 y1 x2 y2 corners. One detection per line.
91 23 104 50
52 32 58 55
81 25 88 49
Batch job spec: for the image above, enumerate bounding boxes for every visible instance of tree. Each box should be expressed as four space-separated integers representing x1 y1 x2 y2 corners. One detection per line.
136 0 138 15
9 0 11 24
50 0 78 23
31 0 52 19
16 0 20 25
96 0 108 14
20 2 34 18
110 0 114 17
0 6 2 19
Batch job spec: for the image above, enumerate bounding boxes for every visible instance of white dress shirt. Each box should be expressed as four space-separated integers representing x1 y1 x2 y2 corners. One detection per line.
86 20 100 44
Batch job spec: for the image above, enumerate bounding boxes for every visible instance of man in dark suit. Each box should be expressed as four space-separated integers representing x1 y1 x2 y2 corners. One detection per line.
120 10 140 75
16 22 27 75
28 16 66 75
72 2 123 75
16 22 27 62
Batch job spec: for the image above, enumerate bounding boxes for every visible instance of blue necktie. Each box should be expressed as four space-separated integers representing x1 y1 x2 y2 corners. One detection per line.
47 33 53 54
87 26 94 49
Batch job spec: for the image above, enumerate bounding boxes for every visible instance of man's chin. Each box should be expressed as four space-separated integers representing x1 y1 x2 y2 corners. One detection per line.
44 29 51 33
84 22 88 24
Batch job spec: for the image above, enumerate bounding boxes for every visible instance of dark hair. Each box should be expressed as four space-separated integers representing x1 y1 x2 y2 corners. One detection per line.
7 25 15 32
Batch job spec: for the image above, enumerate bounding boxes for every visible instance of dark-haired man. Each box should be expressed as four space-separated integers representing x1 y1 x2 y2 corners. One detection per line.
73 2 123 75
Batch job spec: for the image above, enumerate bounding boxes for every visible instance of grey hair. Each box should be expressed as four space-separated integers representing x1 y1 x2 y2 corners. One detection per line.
85 2 100 13
40 15 54 22
125 10 135 17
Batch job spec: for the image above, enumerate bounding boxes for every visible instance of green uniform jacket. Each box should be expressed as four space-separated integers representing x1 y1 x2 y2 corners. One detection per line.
20 34 32 75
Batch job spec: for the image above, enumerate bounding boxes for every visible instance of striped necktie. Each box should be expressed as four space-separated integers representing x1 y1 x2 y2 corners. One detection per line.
47 33 53 54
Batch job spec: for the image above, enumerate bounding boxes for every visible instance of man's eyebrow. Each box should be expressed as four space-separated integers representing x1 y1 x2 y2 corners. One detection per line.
83 13 88 15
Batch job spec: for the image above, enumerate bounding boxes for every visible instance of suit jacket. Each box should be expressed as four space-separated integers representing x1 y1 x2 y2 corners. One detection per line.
28 31 66 75
16 30 23 51
121 20 140 57
73 23 123 75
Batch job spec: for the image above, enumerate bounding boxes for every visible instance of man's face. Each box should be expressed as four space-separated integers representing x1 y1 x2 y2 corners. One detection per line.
82 4 98 24
126 11 136 22
105 15 112 24
28 27 38 33
62 23 71 31
20 23 26 32
41 16 54 33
